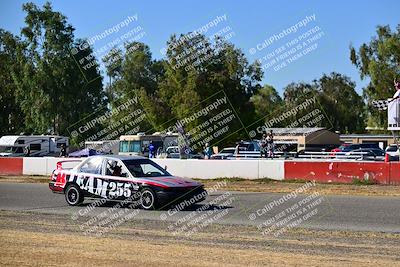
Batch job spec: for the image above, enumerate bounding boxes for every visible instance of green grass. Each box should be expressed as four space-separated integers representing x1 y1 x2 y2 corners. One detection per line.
194 177 379 186
351 178 377 185
194 177 247 182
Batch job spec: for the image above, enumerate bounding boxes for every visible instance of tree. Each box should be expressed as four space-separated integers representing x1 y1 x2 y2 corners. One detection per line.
316 73 365 133
250 84 283 118
0 30 25 135
104 34 263 147
103 42 167 132
281 73 365 133
11 2 105 136
281 82 322 128
350 24 400 129
160 34 262 135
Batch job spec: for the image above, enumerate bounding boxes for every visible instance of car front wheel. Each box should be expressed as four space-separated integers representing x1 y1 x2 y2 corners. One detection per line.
140 188 158 210
65 184 84 206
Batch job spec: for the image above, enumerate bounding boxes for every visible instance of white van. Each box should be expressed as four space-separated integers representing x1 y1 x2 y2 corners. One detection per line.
0 135 69 157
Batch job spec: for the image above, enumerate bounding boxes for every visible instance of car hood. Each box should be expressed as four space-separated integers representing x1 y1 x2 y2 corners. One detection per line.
136 176 202 188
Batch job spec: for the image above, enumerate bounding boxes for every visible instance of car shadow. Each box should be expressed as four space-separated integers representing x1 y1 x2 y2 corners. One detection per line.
169 203 233 211
80 199 233 211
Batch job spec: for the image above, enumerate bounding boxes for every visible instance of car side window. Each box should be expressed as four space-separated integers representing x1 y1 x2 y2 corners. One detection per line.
129 163 145 177
105 159 128 178
80 157 103 174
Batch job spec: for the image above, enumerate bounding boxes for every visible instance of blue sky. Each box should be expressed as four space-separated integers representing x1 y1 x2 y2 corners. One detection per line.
1 0 399 95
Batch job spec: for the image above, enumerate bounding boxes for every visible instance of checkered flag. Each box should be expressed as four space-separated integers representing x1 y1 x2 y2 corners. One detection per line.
372 99 389 111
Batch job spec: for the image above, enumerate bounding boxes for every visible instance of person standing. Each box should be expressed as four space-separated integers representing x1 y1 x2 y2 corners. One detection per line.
59 144 67 157
394 78 400 98
204 143 213 159
24 145 30 157
260 133 267 158
266 130 274 159
149 141 155 158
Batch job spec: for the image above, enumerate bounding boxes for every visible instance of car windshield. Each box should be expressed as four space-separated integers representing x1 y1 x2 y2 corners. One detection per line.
167 147 179 153
371 149 385 156
123 159 171 177
386 146 398 152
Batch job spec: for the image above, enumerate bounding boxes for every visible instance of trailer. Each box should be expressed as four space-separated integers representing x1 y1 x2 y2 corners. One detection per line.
0 135 69 157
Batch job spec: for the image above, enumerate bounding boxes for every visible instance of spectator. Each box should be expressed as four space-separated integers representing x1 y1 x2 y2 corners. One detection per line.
260 133 267 158
24 145 30 157
235 140 244 155
59 144 67 157
266 130 274 159
149 141 155 158
204 143 213 159
394 78 400 98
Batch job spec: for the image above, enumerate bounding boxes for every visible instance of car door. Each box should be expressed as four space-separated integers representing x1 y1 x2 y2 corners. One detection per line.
75 157 105 195
102 158 140 200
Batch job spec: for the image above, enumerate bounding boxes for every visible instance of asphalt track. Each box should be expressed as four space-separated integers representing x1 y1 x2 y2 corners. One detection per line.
0 183 399 233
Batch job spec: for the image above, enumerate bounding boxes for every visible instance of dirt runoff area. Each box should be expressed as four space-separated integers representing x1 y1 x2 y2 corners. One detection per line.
0 210 399 267
1 175 400 196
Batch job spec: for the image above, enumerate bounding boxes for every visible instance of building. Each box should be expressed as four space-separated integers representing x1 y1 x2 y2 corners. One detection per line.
264 128 340 152
340 134 396 150
119 133 179 157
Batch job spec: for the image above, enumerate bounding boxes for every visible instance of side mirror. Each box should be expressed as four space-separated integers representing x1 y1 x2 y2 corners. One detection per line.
164 165 167 171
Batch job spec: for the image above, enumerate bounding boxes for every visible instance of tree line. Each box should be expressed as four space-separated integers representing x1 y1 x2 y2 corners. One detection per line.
1 2 399 147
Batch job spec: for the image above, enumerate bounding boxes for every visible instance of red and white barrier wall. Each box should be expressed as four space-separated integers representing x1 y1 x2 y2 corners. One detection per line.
285 161 400 185
0 157 399 184
152 159 285 180
0 158 23 175
1 157 285 180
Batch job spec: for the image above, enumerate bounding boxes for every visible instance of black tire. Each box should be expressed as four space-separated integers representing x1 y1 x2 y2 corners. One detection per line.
140 188 158 210
65 184 84 206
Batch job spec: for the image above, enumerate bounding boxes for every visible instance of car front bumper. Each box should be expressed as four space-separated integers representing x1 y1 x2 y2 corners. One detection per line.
156 186 207 207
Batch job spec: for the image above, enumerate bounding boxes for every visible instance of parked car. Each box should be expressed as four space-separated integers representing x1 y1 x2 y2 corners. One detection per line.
345 148 385 161
165 146 203 159
211 147 235 159
165 146 180 158
49 155 207 209
331 143 350 153
231 141 261 159
340 143 380 153
385 144 400 157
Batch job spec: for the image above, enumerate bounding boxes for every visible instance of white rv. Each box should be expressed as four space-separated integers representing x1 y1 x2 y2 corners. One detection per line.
0 135 69 157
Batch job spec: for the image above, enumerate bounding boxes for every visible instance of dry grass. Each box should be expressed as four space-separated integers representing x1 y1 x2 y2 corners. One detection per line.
1 229 399 267
1 211 400 267
0 175 49 183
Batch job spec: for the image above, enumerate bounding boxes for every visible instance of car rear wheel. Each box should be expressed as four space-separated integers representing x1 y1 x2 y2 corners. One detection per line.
140 188 157 210
65 184 84 206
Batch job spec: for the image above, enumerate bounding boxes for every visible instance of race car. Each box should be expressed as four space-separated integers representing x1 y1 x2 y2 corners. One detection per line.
49 155 207 210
